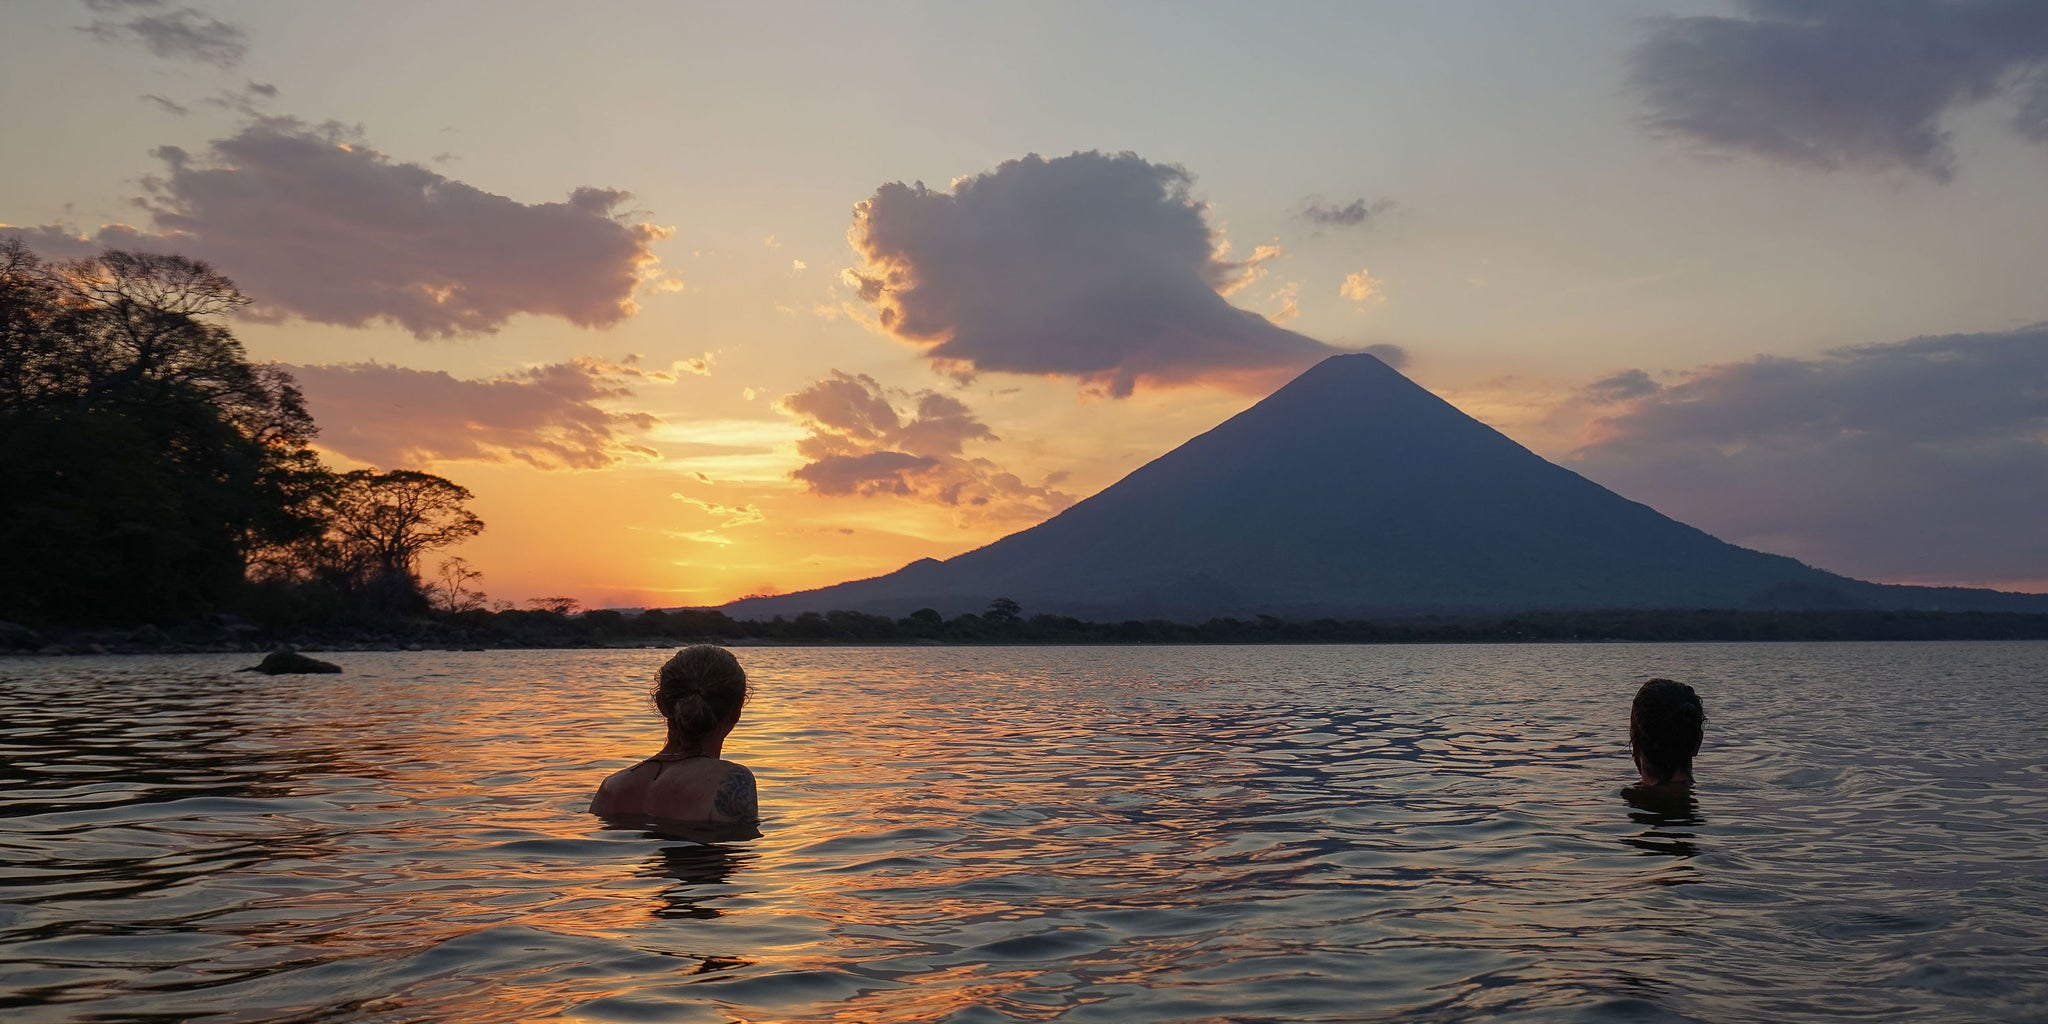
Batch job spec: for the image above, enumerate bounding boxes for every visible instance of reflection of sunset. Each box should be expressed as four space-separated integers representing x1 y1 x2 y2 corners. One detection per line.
9 644 2048 1020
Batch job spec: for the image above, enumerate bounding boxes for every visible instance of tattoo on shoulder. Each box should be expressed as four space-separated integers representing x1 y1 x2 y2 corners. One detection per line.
712 764 758 822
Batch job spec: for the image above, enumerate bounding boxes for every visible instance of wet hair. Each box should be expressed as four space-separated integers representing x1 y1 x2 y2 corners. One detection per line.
1630 678 1705 784
653 645 748 750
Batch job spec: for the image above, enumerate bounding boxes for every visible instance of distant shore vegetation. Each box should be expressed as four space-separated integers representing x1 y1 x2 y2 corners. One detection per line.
7 599 2048 656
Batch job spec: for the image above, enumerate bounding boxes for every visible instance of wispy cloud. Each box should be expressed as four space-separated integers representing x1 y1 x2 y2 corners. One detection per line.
82 0 247 68
777 371 1073 523
671 494 767 527
141 93 189 116
1340 268 1385 308
1300 196 1392 229
286 357 678 470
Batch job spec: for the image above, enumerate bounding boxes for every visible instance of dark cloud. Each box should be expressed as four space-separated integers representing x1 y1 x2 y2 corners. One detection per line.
1300 197 1392 228
286 357 674 470
777 371 1073 522
849 150 1337 397
83 0 247 68
1583 368 1660 403
141 93 189 116
1630 1 2048 180
0 224 129 259
203 82 280 117
3 118 672 337
1571 326 2048 587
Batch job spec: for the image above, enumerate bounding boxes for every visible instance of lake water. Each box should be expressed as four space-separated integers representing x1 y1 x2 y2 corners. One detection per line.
3 643 2045 1023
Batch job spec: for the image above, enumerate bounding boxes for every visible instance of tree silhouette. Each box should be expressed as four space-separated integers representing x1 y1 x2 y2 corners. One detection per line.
0 241 327 623
429 556 489 613
322 470 485 612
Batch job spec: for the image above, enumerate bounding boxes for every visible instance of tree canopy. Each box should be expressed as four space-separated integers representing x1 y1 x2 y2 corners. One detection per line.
0 240 484 627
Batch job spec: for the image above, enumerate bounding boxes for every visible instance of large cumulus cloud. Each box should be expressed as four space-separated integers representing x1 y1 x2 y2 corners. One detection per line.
777 371 1073 523
3 118 670 337
287 356 684 470
847 150 1336 397
1630 1 2048 180
1570 326 2048 587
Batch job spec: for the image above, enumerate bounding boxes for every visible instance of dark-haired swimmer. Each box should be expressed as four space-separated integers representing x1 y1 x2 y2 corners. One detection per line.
590 644 758 824
1630 678 1704 788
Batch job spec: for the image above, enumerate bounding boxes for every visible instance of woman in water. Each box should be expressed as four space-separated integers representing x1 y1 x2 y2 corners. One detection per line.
590 644 758 823
1630 678 1704 788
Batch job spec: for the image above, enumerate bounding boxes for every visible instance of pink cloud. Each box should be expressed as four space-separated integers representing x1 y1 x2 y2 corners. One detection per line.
777 371 1073 522
287 357 676 470
4 118 670 337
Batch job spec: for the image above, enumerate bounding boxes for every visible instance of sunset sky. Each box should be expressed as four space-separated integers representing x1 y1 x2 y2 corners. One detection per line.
6 0 2047 607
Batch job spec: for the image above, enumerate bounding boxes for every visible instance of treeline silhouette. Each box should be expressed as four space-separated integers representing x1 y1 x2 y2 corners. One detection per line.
0 242 483 628
14 599 2039 654
454 602 2048 645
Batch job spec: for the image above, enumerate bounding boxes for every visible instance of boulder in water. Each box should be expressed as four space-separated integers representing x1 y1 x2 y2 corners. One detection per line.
247 649 342 674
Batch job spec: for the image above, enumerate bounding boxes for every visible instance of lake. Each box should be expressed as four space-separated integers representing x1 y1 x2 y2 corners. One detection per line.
3 643 2045 1022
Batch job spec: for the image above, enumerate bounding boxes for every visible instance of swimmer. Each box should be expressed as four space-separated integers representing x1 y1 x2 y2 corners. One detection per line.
1630 678 1704 788
590 644 758 823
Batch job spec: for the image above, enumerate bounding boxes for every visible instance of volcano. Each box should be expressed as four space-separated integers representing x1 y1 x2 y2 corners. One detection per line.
724 353 2041 620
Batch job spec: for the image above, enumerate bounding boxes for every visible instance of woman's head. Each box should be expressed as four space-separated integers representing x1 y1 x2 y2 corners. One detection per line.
653 645 748 749
1630 678 1704 784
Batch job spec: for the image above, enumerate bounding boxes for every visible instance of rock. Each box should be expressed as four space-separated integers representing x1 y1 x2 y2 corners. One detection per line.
246 649 343 674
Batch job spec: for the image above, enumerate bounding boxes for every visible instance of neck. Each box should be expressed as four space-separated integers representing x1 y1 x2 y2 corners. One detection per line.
1634 751 1691 787
660 734 726 760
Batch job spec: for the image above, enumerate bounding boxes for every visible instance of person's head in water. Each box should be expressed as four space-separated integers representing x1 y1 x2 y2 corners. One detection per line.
1630 678 1704 786
653 645 748 753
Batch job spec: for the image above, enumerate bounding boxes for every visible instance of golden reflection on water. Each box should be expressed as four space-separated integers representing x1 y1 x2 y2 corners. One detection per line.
3 644 2047 1023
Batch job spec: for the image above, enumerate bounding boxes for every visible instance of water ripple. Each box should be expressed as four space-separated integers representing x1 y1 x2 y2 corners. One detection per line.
2 644 2045 1022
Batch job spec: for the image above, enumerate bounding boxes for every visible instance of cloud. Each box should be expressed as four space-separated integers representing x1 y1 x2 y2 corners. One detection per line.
2 118 671 337
285 356 678 470
82 0 247 68
847 150 1337 397
142 94 189 116
1268 282 1300 323
1582 368 1660 403
1340 268 1385 306
776 371 1074 523
1570 326 2048 586
1359 343 1409 370
2018 67 2048 142
203 81 281 117
671 495 766 527
1630 1 2048 180
1300 197 1392 228
0 224 124 259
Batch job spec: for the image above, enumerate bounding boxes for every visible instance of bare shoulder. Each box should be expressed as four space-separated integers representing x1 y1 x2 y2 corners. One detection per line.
589 762 649 815
712 761 758 823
